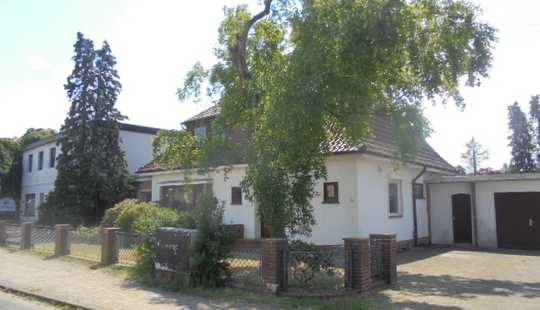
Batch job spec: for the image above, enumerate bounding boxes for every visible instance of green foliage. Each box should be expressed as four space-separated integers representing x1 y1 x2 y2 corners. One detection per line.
190 191 234 288
170 0 496 238
131 204 195 285
43 32 129 225
152 129 204 173
101 199 134 228
508 102 536 172
116 200 156 233
461 137 490 175
288 240 336 287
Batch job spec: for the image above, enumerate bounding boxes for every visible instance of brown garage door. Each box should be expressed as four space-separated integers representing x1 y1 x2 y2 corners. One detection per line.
494 192 540 250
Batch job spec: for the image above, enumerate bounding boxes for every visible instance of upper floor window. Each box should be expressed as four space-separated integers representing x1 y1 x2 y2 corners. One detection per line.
38 151 44 170
49 147 56 168
194 126 207 139
413 183 424 200
231 187 242 205
323 182 339 204
388 180 403 217
28 154 33 173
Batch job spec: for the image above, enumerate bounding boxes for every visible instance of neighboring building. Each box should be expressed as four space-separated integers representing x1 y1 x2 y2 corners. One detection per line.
21 123 160 222
428 174 540 250
137 106 456 246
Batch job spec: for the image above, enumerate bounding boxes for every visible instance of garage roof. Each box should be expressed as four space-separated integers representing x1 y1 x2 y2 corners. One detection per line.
427 173 540 184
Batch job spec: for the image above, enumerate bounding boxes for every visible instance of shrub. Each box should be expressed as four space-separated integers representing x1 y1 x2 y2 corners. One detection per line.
116 201 157 233
131 205 195 285
101 199 137 228
190 191 234 288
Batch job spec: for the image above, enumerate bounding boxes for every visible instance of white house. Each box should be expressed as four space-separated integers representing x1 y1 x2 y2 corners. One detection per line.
136 107 456 247
20 123 159 222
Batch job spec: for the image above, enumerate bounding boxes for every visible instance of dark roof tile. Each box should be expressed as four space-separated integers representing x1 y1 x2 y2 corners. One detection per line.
138 106 455 173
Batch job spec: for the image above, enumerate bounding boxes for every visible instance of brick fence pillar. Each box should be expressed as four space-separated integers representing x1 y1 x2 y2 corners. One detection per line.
20 222 32 250
261 239 288 293
0 221 6 246
343 238 371 292
55 224 71 256
101 228 119 265
371 234 397 284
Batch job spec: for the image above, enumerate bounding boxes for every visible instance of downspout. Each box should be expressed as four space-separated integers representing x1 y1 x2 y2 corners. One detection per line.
471 181 479 247
412 166 427 247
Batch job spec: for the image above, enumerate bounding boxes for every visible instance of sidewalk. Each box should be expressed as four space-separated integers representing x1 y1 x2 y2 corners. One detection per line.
0 248 265 310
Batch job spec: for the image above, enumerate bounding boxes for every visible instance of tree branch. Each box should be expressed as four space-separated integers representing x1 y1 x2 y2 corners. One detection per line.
231 0 273 79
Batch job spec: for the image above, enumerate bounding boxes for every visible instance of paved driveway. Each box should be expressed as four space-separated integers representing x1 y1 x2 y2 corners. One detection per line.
373 246 540 310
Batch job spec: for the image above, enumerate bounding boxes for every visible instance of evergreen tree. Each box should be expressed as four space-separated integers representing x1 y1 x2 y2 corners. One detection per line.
461 138 490 175
43 33 128 224
507 102 536 173
528 95 540 163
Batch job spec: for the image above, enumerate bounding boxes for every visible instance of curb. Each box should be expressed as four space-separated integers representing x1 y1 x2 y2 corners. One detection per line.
0 284 92 310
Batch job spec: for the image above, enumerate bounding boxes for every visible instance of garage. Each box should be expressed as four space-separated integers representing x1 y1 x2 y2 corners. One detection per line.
495 192 540 250
427 174 540 249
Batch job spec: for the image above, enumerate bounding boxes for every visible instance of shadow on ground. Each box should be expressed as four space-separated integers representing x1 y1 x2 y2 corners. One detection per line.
395 271 540 300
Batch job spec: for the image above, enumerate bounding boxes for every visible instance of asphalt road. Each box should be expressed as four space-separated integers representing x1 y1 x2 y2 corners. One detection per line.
0 291 57 310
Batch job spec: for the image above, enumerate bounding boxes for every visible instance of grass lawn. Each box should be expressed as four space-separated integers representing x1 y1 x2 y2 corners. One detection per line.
184 287 374 310
31 242 138 265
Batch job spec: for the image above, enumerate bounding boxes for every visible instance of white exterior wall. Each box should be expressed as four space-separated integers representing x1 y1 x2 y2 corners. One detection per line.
429 182 472 245
147 154 434 245
149 167 258 239
429 179 540 248
302 155 359 245
355 157 426 243
20 140 59 221
119 130 155 174
20 129 156 221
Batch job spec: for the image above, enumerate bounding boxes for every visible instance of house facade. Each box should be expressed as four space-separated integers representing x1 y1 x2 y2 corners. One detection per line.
137 107 456 246
20 123 159 222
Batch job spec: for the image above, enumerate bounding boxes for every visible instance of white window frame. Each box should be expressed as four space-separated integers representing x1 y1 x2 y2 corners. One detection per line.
388 179 403 217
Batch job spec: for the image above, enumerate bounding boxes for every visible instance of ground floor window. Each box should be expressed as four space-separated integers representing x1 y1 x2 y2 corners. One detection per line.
160 183 211 209
231 186 242 205
388 180 403 217
323 182 339 204
24 193 36 216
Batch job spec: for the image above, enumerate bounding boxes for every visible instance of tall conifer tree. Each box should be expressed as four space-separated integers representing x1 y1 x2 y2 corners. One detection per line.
43 33 128 224
528 95 540 164
508 102 536 173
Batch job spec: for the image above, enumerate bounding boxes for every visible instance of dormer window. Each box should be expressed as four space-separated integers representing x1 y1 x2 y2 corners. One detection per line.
194 126 207 139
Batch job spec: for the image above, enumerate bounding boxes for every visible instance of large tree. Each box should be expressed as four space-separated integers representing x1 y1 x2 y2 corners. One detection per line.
508 102 536 172
461 137 489 175
43 33 129 224
528 95 540 162
163 0 495 238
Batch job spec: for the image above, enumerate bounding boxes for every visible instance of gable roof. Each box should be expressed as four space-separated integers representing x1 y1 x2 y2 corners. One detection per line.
138 106 455 174
183 106 220 124
22 123 162 152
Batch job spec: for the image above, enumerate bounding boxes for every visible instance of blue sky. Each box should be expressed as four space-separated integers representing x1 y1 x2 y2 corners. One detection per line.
1 1 540 170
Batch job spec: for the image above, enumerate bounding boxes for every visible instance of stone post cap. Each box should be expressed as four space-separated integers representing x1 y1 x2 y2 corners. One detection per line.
343 237 370 242
102 227 120 231
369 233 397 239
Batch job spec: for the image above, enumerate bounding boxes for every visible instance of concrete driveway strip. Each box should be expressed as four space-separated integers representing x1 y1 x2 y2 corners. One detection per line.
373 246 540 310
